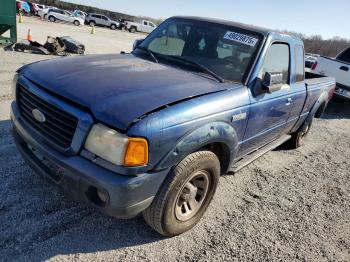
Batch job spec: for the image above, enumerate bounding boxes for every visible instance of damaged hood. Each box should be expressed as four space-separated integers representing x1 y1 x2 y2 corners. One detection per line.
20 54 233 130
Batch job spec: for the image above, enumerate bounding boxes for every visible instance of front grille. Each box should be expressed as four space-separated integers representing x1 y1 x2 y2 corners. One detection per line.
17 84 78 149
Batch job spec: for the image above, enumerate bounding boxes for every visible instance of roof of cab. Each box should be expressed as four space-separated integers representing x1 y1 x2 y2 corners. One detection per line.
171 16 303 43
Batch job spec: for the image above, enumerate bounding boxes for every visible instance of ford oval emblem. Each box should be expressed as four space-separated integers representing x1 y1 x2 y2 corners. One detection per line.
32 109 46 123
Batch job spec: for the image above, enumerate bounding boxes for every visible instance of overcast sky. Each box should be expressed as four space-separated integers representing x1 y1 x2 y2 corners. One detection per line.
66 0 349 39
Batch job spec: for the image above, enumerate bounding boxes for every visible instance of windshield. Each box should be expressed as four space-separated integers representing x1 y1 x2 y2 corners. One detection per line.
138 18 262 82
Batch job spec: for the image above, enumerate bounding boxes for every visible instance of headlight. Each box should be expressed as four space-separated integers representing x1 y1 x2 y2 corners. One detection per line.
12 73 18 100
84 123 148 167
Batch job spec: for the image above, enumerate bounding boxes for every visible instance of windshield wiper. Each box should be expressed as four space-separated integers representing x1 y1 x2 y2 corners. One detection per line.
166 56 225 83
134 46 159 63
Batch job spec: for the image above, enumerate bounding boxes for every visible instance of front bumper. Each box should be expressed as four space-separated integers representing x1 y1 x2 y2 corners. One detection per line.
11 102 169 219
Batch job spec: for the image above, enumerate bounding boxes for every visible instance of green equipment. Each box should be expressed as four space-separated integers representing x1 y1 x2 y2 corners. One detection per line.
0 0 17 45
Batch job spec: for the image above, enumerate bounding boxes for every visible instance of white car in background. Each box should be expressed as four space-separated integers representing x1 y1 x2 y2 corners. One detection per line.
125 20 157 33
47 9 85 26
305 53 319 70
38 7 57 19
311 47 350 100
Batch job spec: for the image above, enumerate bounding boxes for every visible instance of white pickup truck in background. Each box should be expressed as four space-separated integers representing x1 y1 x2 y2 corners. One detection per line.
311 47 350 100
125 20 157 33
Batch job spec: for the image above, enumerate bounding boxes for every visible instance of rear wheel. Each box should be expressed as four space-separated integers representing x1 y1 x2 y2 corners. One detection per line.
143 151 220 236
129 26 136 33
48 16 55 22
89 21 95 27
290 118 313 149
73 20 80 26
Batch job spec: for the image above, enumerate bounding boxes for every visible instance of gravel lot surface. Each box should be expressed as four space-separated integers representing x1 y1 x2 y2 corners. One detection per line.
1 17 350 262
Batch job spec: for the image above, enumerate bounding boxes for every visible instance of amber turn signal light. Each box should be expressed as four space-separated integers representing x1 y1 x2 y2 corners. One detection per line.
123 138 149 166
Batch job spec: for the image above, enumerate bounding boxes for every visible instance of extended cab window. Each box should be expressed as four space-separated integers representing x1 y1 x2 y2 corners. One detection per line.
141 19 262 82
337 48 350 63
295 45 305 82
260 43 290 84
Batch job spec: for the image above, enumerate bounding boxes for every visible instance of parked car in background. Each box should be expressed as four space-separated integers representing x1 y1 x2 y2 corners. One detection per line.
311 47 350 100
305 53 319 70
11 16 335 236
72 10 87 21
47 9 85 26
85 13 120 30
125 19 156 33
38 7 57 19
117 18 128 30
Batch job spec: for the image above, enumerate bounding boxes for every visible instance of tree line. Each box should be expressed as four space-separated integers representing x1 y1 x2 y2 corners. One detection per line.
280 30 350 57
33 1 350 57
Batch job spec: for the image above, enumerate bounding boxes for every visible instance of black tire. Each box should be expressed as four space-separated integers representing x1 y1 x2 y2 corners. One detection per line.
73 20 80 26
48 16 55 22
89 21 95 27
129 27 136 33
143 151 220 236
110 24 117 30
290 118 313 149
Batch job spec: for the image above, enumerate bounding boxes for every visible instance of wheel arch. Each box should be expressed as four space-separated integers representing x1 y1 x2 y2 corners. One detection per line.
300 91 328 132
155 122 239 175
314 100 327 118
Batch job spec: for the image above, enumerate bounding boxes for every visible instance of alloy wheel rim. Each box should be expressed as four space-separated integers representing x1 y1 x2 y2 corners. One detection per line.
175 170 210 221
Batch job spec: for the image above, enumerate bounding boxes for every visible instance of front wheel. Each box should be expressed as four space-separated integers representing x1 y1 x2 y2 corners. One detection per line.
48 16 55 22
143 151 220 236
110 24 116 30
73 20 80 26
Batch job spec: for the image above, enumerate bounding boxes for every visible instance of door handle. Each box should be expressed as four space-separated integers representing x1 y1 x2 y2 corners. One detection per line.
340 66 349 72
286 98 292 106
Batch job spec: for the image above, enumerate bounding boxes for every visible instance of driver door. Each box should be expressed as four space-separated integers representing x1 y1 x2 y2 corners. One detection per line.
239 42 293 155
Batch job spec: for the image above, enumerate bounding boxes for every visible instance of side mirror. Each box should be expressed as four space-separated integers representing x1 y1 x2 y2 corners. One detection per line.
262 72 284 93
133 39 144 50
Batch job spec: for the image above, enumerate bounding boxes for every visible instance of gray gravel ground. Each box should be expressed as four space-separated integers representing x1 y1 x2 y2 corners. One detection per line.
1 17 350 262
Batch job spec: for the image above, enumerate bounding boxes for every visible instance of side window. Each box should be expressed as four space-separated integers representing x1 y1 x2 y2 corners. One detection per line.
337 48 350 63
295 45 305 82
101 16 108 21
261 43 290 84
144 21 148 26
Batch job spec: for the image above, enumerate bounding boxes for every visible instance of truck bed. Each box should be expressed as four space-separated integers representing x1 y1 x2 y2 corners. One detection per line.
305 72 336 102
305 72 334 86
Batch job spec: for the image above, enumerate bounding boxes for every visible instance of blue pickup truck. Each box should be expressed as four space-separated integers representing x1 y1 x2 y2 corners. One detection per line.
11 16 335 236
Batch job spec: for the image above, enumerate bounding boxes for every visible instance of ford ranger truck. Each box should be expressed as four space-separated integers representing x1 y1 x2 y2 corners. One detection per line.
11 16 336 236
